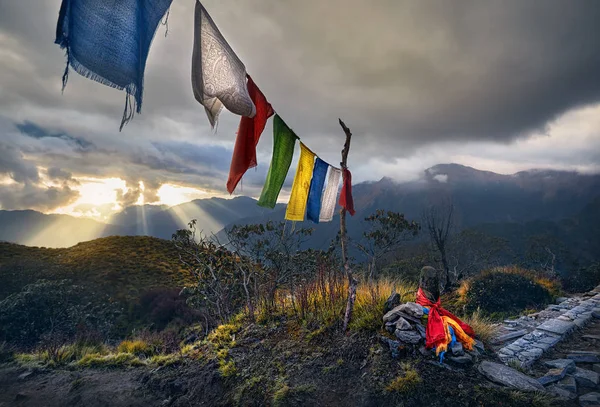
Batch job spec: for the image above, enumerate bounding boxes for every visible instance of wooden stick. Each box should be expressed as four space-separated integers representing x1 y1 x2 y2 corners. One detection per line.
339 119 357 332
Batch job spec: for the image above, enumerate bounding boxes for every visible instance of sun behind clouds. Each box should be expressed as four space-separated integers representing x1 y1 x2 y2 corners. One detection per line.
52 177 213 221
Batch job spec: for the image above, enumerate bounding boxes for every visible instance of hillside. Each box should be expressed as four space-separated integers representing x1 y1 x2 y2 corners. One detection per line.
0 236 193 303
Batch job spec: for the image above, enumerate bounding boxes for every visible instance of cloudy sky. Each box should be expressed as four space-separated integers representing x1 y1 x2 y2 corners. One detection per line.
1 0 599 220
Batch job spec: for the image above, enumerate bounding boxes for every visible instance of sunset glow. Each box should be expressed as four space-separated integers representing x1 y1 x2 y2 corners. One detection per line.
51 177 215 221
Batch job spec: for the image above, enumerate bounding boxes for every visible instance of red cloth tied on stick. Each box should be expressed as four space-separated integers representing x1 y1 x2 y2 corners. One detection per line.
339 168 355 216
416 287 475 350
227 75 274 194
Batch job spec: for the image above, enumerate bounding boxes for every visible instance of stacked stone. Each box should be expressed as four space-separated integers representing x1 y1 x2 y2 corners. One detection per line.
382 301 426 344
497 287 600 369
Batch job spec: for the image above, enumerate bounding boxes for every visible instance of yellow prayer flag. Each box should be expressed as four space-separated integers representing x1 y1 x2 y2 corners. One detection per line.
285 142 316 221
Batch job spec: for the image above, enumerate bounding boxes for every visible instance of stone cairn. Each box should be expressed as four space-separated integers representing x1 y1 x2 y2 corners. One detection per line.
379 266 481 366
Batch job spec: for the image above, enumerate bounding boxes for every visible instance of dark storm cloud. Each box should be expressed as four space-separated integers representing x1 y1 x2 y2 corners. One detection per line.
0 142 40 183
152 142 232 172
0 0 599 207
16 120 95 152
0 183 79 211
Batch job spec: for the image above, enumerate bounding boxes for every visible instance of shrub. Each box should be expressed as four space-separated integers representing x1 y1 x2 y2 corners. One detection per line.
562 263 600 293
0 342 13 363
138 287 201 330
385 363 422 393
461 266 556 317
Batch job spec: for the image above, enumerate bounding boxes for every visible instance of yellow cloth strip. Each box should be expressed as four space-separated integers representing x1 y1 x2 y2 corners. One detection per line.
285 142 316 221
435 316 476 356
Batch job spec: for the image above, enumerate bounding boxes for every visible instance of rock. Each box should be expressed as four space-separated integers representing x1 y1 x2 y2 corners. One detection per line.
385 321 396 334
492 330 529 344
558 376 577 394
538 368 568 386
474 340 485 353
556 297 569 303
379 336 401 359
582 335 600 340
394 329 422 344
14 394 27 401
450 342 464 356
383 290 401 314
592 311 600 319
546 385 576 400
593 364 600 374
394 317 412 331
545 359 576 374
383 303 423 323
568 354 600 364
419 346 433 357
478 361 545 392
579 392 600 406
537 319 576 335
448 354 473 366
397 302 424 319
18 371 33 380
573 367 600 388
415 322 426 339
419 266 440 303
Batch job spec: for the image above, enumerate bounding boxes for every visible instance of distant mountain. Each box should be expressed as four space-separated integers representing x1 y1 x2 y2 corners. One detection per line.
217 164 600 253
0 164 598 249
0 196 284 248
0 210 124 248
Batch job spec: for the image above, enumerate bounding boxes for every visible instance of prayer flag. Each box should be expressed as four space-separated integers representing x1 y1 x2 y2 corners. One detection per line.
339 168 356 216
227 75 274 194
257 115 297 208
306 158 329 224
55 0 173 130
285 143 316 221
192 0 255 128
319 166 342 222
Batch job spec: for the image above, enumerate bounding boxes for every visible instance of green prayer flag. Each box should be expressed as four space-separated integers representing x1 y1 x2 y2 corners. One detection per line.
257 114 298 208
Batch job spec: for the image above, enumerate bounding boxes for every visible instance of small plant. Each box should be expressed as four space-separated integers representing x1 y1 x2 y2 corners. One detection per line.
218 359 237 377
385 363 422 393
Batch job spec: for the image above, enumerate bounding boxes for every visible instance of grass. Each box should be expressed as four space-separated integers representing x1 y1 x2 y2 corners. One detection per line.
385 362 422 393
349 279 417 332
117 340 155 357
76 352 146 368
253 277 417 335
460 308 499 344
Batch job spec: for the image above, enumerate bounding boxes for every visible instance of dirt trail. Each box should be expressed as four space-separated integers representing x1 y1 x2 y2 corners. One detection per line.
0 367 163 407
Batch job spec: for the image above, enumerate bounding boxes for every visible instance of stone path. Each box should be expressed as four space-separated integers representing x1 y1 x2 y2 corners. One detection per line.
492 285 600 369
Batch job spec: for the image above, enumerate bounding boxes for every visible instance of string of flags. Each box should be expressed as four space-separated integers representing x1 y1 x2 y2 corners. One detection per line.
54 0 355 224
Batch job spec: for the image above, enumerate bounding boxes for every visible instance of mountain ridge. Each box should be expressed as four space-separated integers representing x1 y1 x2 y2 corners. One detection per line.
1 164 599 248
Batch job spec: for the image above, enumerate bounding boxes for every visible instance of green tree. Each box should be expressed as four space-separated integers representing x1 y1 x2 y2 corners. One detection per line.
357 210 420 280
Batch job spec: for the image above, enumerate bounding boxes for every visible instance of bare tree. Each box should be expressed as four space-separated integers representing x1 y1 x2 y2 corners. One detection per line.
447 229 509 280
423 201 454 291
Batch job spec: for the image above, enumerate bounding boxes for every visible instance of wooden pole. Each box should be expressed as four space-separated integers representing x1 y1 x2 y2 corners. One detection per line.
339 119 357 332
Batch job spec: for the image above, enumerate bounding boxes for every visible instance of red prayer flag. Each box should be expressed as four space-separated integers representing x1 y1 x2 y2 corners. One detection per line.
227 75 274 194
416 287 475 350
339 168 356 216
